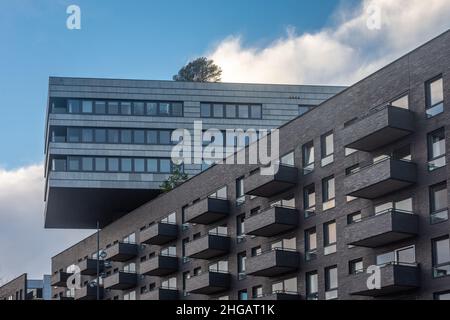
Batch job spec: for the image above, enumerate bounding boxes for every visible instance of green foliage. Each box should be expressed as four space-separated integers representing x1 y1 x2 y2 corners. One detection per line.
173 57 222 82
160 165 189 192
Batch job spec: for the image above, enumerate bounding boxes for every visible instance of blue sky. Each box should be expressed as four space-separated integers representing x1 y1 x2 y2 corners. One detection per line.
0 0 349 169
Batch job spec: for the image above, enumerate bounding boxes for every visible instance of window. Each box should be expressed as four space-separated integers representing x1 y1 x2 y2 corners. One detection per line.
95 129 107 143
432 236 450 278
271 237 296 251
161 246 176 257
159 131 172 145
302 141 314 174
325 266 338 300
161 277 177 290
428 128 446 171
347 211 362 224
108 129 119 143
133 130 145 144
123 233 136 244
345 147 357 156
134 158 145 173
108 101 119 114
160 159 172 173
146 102 157 115
108 158 119 172
321 132 334 166
172 103 183 116
68 100 81 113
236 214 245 238
270 194 295 209
322 176 335 210
238 105 249 118
159 103 170 116
123 262 136 273
238 289 248 300
430 182 448 224
95 158 106 172
182 238 189 263
226 104 236 118
349 259 364 275
213 104 224 118
68 156 81 171
305 228 317 261
67 128 81 143
200 103 211 117
209 260 228 273
182 271 190 295
120 129 132 144
374 197 413 216
133 102 145 115
324 221 337 255
120 158 132 172
280 152 294 166
376 245 416 266
82 157 94 171
252 286 263 298
52 158 66 171
434 291 450 300
345 164 360 175
81 128 94 143
299 105 312 116
390 94 409 109
251 246 262 257
120 102 132 115
250 105 262 119
123 291 136 300
237 252 246 279
82 100 93 113
303 184 316 218
236 177 245 205
426 76 444 118
306 271 318 300
272 277 297 295
94 101 106 114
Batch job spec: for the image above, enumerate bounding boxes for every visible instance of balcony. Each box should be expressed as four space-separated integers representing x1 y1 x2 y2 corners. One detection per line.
141 255 178 276
245 206 299 237
246 249 300 277
244 165 298 198
78 259 104 276
51 272 71 287
74 285 103 300
185 198 230 225
342 105 415 152
103 271 137 290
140 222 178 245
104 242 138 262
186 271 231 295
186 234 230 260
345 210 419 248
344 159 417 199
350 263 420 297
141 288 179 300
253 292 301 300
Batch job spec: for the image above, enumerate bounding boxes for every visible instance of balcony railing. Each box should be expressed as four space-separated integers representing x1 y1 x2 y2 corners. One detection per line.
246 248 300 277
253 290 301 300
185 233 230 260
103 271 137 290
245 205 299 237
104 242 139 262
244 165 298 198
185 197 230 225
185 271 231 295
140 222 178 245
140 254 179 276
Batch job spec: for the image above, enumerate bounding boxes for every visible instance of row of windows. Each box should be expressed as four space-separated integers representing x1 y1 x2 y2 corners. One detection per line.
51 99 184 117
51 127 177 145
51 156 177 174
200 103 262 119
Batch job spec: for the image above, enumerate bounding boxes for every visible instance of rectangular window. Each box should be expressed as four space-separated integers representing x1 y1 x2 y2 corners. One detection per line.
272 277 297 295
108 101 119 114
67 128 81 143
321 132 334 166
146 130 158 144
82 157 94 171
134 159 145 173
305 228 317 261
200 103 211 117
303 184 316 218
237 252 246 279
426 76 444 118
94 101 106 114
250 105 262 119
280 152 294 166
120 129 132 144
390 94 409 109
238 289 248 300
67 156 81 171
94 129 107 143
376 245 415 266
172 103 183 117
225 104 236 118
236 177 245 205
146 102 157 115
120 158 132 172
146 159 157 173
52 158 66 171
325 266 338 300
107 158 119 172
82 101 93 113
236 214 245 238
306 271 318 300
159 103 170 116
428 128 446 171
133 130 145 144
302 141 314 174
322 176 335 210
252 286 263 299
68 100 81 113
430 182 448 224
159 159 172 173
324 221 337 255
133 102 145 115
95 158 106 172
251 246 262 257
81 128 94 143
433 236 450 278
120 102 132 115
347 211 362 224
349 259 364 275
213 104 224 117
107 129 119 143
159 131 172 145
238 105 249 118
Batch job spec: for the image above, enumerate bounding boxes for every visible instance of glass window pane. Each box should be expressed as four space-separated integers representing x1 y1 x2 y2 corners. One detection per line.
172 103 183 116
200 103 211 117
68 157 80 171
133 102 145 115
68 100 81 113
82 101 93 113
213 104 224 117
376 251 395 266
429 129 445 159
281 152 294 166
134 159 145 173
250 105 262 119
226 104 236 118
375 202 393 214
160 131 171 145
121 158 132 172
94 101 106 114
82 128 94 143
238 105 249 118
67 128 81 142
435 238 450 265
95 129 107 143
82 157 93 171
397 246 415 264
391 95 409 109
95 158 106 171
147 130 158 144
146 102 157 115
159 103 170 116
121 130 132 144
108 101 119 114
159 159 171 173
325 222 336 244
429 77 444 106
120 102 132 115
395 198 413 212
431 183 447 212
134 130 145 144
146 159 158 172
107 158 119 172
108 129 119 143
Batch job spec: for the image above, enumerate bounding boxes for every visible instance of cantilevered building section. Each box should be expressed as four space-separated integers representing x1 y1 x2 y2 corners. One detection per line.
44 79 344 228
50 30 450 301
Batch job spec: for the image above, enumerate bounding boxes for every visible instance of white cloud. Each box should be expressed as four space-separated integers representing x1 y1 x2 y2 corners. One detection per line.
0 164 93 285
208 0 450 85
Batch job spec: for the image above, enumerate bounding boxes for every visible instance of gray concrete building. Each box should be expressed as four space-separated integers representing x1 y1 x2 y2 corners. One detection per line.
51 30 450 301
0 274 51 300
45 79 344 229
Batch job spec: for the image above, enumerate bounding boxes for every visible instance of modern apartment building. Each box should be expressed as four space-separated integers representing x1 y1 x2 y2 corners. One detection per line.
44 79 343 229
0 274 51 300
51 30 450 301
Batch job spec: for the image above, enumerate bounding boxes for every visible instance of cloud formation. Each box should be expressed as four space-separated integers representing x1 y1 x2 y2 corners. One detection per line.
0 164 93 285
208 0 450 85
